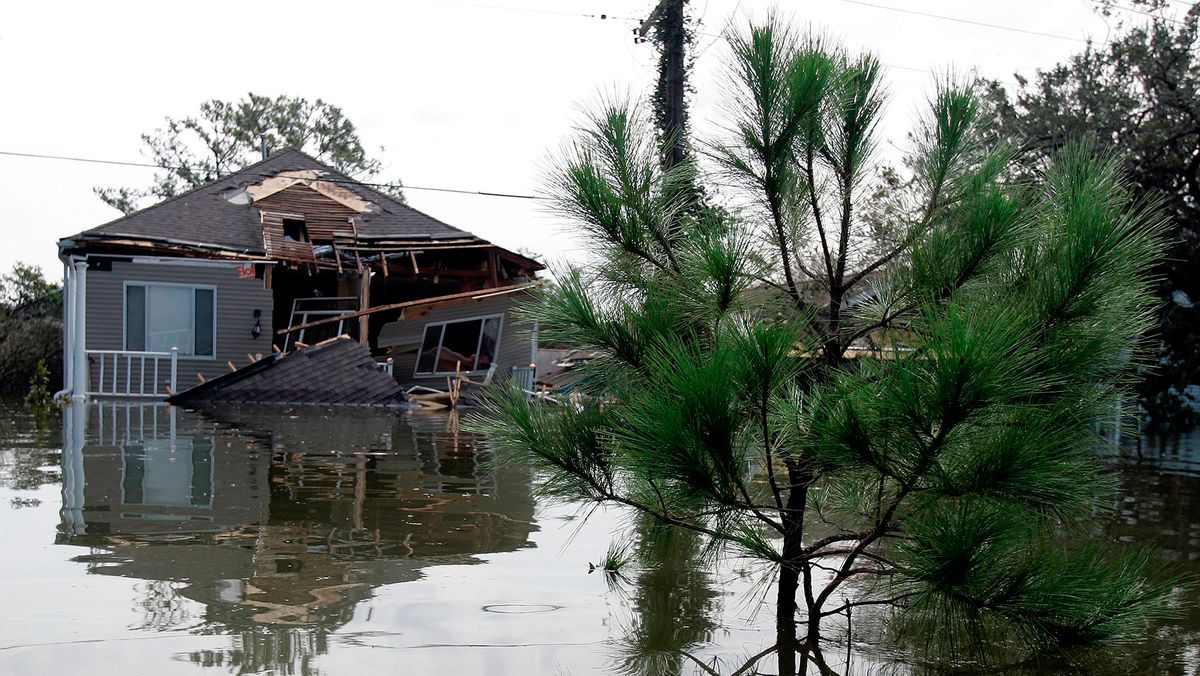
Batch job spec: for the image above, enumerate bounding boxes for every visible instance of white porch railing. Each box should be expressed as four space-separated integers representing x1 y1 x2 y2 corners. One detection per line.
86 347 178 399
511 365 536 393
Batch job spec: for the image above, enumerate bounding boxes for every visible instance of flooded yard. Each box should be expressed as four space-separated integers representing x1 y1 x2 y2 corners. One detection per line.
0 402 1198 674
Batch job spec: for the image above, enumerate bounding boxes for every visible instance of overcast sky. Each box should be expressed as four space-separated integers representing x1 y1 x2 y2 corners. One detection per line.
0 0 1126 280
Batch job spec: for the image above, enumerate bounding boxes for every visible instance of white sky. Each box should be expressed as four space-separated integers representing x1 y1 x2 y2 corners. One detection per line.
0 0 1122 280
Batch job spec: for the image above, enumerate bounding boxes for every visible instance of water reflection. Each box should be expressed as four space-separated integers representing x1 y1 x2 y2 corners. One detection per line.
0 403 1191 674
56 402 536 673
612 521 720 676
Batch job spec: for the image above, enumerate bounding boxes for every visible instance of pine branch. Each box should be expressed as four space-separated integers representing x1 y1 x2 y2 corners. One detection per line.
819 593 917 617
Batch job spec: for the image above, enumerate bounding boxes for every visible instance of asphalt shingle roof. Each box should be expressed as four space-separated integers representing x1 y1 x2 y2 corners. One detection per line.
170 336 404 406
68 149 474 254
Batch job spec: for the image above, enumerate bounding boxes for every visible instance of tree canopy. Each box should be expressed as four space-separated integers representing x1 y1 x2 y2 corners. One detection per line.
985 2 1200 425
96 93 403 214
0 263 62 397
474 14 1182 673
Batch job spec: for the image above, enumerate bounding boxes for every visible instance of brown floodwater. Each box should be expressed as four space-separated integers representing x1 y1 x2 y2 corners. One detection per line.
0 402 1196 675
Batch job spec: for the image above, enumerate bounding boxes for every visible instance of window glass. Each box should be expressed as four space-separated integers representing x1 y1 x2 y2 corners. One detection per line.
194 289 215 357
415 316 503 375
125 284 215 357
478 317 501 369
125 286 146 351
437 319 484 372
145 286 194 354
416 324 443 374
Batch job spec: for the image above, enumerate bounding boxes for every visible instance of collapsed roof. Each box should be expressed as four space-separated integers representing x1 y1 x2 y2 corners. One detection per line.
59 148 542 271
169 336 404 407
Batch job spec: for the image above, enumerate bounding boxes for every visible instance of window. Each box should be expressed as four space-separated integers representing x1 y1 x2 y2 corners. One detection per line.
282 217 308 242
284 296 358 351
125 283 216 357
415 315 503 375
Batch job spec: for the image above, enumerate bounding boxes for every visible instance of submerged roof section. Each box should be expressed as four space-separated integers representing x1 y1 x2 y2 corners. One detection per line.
169 336 404 407
64 148 482 256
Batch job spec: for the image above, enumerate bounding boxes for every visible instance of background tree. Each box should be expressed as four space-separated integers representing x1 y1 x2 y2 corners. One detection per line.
476 16 1181 674
96 93 403 214
983 2 1200 425
0 263 62 397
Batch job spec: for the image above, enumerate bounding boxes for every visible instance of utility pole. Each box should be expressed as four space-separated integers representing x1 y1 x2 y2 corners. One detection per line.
638 0 688 170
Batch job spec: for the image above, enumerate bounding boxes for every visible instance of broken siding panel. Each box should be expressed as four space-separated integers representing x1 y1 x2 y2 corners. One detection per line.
260 211 317 263
84 260 273 394
378 294 535 390
255 184 358 242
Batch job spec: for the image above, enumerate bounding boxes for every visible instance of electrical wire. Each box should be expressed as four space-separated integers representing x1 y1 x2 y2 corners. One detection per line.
0 150 543 200
432 0 639 23
839 0 1089 43
8 0 1124 199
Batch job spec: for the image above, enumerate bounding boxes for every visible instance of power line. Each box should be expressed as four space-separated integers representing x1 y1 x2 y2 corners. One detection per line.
433 1 639 23
839 0 1089 43
0 150 161 169
0 150 543 200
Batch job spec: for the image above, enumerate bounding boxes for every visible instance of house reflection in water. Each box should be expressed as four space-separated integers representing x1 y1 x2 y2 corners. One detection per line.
57 402 536 671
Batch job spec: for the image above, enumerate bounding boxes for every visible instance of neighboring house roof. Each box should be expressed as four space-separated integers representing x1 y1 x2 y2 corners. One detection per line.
62 148 476 256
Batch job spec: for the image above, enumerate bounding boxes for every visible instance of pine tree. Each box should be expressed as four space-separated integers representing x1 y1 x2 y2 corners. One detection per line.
474 16 1180 673
983 3 1200 426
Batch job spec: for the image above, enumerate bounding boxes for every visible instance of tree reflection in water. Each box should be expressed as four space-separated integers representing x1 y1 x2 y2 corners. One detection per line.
29 403 1200 674
610 518 719 675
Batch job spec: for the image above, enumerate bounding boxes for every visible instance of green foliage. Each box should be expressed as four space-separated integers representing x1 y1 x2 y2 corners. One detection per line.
0 263 62 397
591 540 635 575
96 93 403 214
24 360 50 409
894 498 1179 655
1 262 61 317
473 13 1180 670
984 3 1200 426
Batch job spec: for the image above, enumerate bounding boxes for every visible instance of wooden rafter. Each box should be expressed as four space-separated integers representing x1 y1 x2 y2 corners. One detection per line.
276 282 540 335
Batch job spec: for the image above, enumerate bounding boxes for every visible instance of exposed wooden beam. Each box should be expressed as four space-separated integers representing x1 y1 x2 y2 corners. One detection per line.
276 282 540 335
358 271 371 345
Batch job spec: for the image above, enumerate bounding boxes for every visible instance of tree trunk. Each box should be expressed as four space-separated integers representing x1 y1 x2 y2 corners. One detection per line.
777 465 812 676
777 557 801 676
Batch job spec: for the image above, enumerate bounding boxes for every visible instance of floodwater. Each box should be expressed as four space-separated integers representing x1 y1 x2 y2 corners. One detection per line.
0 402 1196 675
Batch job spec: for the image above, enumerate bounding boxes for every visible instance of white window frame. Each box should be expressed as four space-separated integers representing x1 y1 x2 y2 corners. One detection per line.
414 313 505 377
122 281 218 360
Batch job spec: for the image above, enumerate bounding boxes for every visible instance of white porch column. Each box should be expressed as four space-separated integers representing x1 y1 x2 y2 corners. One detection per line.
71 260 88 401
56 261 74 396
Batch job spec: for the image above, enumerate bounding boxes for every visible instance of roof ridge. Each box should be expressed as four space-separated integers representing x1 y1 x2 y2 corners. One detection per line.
61 147 525 257
66 148 317 243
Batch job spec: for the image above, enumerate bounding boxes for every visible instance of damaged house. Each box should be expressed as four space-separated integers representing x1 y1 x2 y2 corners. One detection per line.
57 149 543 404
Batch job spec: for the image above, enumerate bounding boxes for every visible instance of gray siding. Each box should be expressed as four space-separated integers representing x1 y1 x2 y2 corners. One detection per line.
378 294 535 390
84 260 273 395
